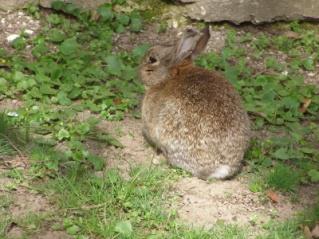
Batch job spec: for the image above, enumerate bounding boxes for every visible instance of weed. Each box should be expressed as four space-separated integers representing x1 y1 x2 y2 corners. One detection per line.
47 167 174 238
44 165 246 238
0 215 12 238
0 194 12 238
257 220 303 239
257 200 319 239
0 112 26 156
0 1 148 172
266 163 300 191
135 0 170 21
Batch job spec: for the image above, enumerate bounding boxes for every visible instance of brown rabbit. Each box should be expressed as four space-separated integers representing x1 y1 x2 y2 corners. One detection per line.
139 27 250 180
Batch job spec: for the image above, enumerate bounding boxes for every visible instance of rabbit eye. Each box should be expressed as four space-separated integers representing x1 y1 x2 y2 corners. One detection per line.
148 56 157 64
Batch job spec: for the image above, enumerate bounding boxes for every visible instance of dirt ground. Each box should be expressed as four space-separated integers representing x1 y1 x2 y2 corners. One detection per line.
83 116 319 233
3 99 318 237
1 8 319 238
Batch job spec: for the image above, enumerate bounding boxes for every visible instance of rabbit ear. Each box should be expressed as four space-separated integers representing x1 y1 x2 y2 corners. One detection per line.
192 26 210 57
174 26 210 64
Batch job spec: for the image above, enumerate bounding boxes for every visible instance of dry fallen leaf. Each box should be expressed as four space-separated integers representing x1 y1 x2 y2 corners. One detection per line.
266 190 280 203
299 98 312 113
312 224 319 238
304 225 313 239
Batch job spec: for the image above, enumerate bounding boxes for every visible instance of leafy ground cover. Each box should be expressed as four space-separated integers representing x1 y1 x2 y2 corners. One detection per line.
0 1 318 238
1 0 148 173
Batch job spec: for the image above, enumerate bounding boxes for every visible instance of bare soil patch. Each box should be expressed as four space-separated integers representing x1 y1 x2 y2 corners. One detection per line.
172 177 319 230
9 187 50 218
114 24 178 52
34 231 72 239
0 163 69 239
0 10 40 52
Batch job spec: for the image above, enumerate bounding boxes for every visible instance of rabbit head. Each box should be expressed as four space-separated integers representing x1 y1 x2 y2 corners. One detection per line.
139 26 210 87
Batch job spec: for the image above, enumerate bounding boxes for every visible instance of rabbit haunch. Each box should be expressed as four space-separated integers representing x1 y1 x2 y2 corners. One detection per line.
140 27 251 180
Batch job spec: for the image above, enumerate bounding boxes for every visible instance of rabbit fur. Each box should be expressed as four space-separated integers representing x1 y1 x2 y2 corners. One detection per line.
139 27 251 180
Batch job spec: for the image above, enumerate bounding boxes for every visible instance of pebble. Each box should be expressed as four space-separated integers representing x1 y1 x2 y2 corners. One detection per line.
281 70 288 76
6 34 20 43
7 111 19 117
24 29 34 35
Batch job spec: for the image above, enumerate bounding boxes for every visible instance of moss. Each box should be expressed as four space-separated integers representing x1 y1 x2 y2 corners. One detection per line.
136 0 171 21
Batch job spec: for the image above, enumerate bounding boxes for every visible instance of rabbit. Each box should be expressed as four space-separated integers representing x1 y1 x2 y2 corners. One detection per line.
139 26 251 180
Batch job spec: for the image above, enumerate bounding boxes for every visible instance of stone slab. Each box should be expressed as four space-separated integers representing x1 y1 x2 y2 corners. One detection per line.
180 0 319 24
0 0 110 11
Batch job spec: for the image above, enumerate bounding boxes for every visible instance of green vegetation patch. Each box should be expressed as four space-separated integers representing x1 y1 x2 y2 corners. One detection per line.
44 166 246 238
0 0 149 172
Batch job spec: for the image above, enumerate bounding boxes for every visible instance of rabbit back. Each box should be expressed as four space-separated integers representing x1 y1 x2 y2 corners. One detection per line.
142 64 250 179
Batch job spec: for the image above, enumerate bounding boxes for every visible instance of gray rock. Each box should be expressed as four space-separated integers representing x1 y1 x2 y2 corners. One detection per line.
0 0 32 11
181 0 319 24
39 0 110 9
0 0 110 11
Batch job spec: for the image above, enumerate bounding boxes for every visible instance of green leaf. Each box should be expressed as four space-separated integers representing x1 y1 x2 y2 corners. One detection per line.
11 37 26 50
130 13 142 32
59 37 79 55
308 169 319 182
12 71 26 82
75 123 90 135
132 44 150 60
115 24 125 33
39 84 57 95
302 58 315 71
115 220 132 236
69 88 81 99
97 4 113 21
66 225 80 235
87 155 104 170
0 78 7 87
96 133 123 148
272 148 290 160
48 29 65 43
57 128 70 141
16 78 36 91
47 14 62 25
116 14 130 26
300 147 316 154
57 91 72 105
105 55 123 76
51 1 64 10
32 41 48 57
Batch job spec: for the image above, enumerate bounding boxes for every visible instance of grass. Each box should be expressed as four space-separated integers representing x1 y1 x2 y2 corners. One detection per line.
257 201 319 239
0 1 318 239
266 163 300 191
40 165 248 239
0 112 25 156
46 167 173 238
0 192 13 237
